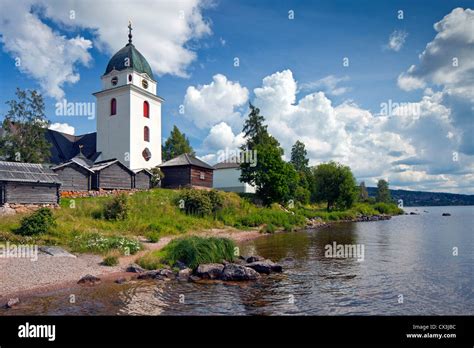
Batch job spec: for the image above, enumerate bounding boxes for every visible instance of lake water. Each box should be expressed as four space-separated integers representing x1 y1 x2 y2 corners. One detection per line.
3 206 473 315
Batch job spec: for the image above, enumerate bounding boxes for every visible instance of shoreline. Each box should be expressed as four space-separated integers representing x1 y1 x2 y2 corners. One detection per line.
0 215 394 306
0 227 267 304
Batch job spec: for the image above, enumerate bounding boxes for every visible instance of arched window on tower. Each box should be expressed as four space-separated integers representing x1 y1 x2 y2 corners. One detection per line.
110 98 117 116
144 126 150 142
143 101 149 118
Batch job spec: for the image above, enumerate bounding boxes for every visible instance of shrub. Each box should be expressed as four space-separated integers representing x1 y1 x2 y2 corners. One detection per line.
102 254 119 266
91 210 103 219
176 189 226 217
103 194 129 220
295 186 311 204
373 202 403 215
207 190 224 214
158 236 236 269
147 231 160 243
261 223 276 234
147 223 162 232
17 208 56 236
176 189 212 216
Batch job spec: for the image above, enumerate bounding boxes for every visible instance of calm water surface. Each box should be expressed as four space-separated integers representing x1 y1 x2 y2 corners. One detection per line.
3 206 473 315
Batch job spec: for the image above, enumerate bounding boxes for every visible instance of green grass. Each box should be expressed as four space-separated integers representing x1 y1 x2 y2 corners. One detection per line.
295 202 403 221
102 254 119 266
0 189 403 255
137 236 236 269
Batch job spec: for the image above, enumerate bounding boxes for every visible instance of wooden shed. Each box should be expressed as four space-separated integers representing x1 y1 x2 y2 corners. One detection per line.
160 153 213 189
0 161 61 205
51 154 94 191
90 159 134 190
134 169 152 190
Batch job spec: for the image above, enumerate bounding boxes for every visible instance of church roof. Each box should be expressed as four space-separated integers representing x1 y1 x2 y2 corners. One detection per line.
160 153 214 170
104 43 154 79
45 129 99 165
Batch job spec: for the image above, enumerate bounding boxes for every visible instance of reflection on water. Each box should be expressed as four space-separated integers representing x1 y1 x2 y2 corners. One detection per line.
3 206 473 315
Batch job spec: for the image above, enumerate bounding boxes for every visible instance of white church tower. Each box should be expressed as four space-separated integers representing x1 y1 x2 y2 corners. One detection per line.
94 22 163 170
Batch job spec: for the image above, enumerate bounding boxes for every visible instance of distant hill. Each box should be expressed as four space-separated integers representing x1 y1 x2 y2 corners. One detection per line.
366 187 474 207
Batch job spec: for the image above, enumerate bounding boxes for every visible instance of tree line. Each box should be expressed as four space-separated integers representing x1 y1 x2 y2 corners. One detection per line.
238 103 393 210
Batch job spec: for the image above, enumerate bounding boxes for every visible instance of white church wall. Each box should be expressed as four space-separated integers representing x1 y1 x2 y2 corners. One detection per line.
129 89 162 169
96 89 131 165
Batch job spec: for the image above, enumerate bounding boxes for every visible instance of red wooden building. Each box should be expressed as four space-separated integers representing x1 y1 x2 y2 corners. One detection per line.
159 153 213 189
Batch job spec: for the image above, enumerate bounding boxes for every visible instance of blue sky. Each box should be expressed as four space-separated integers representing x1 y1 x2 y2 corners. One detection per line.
0 0 473 193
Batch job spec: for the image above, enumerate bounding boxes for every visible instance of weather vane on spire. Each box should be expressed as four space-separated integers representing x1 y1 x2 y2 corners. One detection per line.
128 20 133 44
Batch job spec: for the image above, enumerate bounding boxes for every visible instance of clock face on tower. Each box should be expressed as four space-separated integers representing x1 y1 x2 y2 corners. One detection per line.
111 76 118 86
142 79 148 89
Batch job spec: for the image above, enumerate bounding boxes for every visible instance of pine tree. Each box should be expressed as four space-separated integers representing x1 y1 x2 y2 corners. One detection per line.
162 125 195 161
376 179 391 203
0 88 51 163
290 140 309 172
359 181 369 201
242 103 268 148
240 103 296 205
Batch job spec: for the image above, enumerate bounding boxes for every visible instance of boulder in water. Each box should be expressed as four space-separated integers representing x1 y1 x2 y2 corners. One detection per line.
221 263 260 281
195 263 224 279
246 260 283 274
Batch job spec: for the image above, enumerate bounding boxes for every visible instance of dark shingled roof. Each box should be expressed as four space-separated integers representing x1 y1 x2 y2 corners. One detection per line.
45 129 99 165
0 161 61 184
90 158 135 174
213 161 240 169
160 153 214 170
51 152 95 173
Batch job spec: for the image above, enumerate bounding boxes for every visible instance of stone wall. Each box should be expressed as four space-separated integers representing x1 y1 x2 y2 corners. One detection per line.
0 202 59 216
60 188 142 199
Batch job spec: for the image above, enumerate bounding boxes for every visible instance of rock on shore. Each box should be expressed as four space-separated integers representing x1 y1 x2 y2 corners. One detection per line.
77 274 101 285
221 263 260 281
246 260 283 274
134 255 283 283
195 263 225 279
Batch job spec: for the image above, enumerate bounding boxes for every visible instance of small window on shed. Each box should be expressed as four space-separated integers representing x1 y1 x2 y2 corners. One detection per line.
199 172 205 180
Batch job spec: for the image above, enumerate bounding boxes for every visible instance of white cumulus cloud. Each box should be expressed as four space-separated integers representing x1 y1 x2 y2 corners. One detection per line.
299 75 351 96
396 7 474 155
0 0 92 100
49 122 75 135
183 74 249 129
